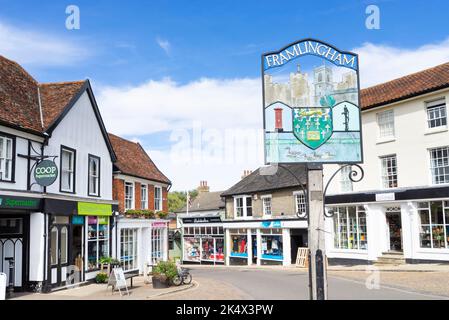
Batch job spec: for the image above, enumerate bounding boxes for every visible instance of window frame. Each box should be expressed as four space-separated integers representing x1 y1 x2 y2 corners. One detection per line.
0 132 16 183
380 154 398 189
332 206 367 251
293 191 307 217
87 154 101 197
141 184 148 209
429 146 449 185
125 182 135 211
154 186 163 212
261 195 272 217
376 109 395 139
233 195 253 219
418 201 449 249
426 98 447 129
59 145 76 193
120 228 138 271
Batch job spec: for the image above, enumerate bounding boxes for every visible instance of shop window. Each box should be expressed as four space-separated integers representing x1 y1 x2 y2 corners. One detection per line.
427 99 447 129
50 227 58 266
294 192 307 216
340 165 353 192
429 147 449 185
141 184 148 209
234 196 252 218
230 234 248 258
88 155 100 196
0 218 22 235
380 155 398 188
154 186 162 211
0 134 14 182
184 237 200 262
377 109 395 138
87 217 109 271
120 228 138 271
262 196 272 216
60 146 76 193
261 235 283 261
418 201 449 249
125 182 134 210
332 206 367 250
151 227 165 264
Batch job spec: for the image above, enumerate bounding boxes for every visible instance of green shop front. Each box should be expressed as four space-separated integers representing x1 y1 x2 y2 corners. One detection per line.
44 198 117 289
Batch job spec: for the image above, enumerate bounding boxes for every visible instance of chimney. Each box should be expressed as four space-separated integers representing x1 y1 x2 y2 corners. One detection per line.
274 108 284 132
241 170 252 180
197 181 210 193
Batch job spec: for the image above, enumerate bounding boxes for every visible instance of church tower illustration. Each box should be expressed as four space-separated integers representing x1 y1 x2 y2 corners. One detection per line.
313 64 334 106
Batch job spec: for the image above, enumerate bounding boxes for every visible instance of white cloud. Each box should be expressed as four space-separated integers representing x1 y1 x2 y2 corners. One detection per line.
156 37 171 55
0 21 90 66
355 38 449 87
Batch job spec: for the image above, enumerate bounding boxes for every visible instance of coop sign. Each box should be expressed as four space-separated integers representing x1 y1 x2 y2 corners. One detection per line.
34 160 58 187
263 38 363 164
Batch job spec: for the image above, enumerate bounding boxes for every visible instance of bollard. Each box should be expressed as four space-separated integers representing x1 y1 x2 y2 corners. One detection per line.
4 257 15 298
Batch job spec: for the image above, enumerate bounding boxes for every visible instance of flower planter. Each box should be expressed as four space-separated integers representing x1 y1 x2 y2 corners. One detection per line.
152 275 170 288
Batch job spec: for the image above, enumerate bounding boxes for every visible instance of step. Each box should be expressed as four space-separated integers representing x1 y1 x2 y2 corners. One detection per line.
375 256 406 265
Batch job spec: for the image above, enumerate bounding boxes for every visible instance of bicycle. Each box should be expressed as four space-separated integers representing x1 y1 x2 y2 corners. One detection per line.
171 266 192 286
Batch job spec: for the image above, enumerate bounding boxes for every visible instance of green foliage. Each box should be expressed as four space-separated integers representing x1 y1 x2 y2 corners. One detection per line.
95 272 108 283
125 209 155 218
157 211 169 219
152 261 178 281
168 189 199 212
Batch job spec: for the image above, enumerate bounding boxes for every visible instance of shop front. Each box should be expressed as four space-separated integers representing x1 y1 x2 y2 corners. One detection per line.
224 219 307 267
181 216 224 264
0 195 42 291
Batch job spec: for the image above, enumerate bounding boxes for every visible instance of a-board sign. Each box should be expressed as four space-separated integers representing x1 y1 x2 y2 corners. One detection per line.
262 38 363 164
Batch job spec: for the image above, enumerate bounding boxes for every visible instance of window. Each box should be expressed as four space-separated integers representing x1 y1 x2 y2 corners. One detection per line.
381 155 398 188
332 206 367 250
234 196 252 218
141 184 148 209
340 165 353 192
430 147 449 185
154 186 162 211
427 99 447 129
0 135 14 181
418 201 449 249
262 196 272 216
120 228 138 271
60 146 75 193
294 192 307 216
87 216 109 271
152 227 165 264
88 155 100 196
377 109 395 138
125 182 134 211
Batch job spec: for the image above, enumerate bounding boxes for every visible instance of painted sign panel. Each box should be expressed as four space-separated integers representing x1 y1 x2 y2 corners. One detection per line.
0 196 41 210
34 160 58 187
78 202 112 216
263 38 363 164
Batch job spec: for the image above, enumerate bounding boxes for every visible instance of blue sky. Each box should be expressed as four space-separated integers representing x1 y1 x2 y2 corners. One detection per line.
1 0 449 190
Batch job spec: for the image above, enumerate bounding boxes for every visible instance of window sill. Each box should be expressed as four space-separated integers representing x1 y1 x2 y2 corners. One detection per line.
0 179 15 183
424 127 448 135
376 137 396 145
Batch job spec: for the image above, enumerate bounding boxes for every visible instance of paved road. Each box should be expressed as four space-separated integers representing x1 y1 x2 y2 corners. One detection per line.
180 267 447 300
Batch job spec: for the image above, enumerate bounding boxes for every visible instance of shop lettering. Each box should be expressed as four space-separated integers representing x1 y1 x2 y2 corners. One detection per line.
35 166 57 176
0 197 39 208
220 304 274 315
176 304 210 318
264 40 357 70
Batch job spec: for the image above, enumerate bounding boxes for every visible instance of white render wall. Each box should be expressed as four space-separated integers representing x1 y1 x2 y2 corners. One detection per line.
45 91 113 200
29 212 45 282
324 88 449 194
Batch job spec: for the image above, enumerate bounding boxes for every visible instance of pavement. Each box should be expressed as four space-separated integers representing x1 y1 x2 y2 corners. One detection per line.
11 276 195 300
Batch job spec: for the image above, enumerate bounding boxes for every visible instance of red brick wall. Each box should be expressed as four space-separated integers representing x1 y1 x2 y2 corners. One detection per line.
162 187 168 212
134 182 141 210
148 184 155 211
113 178 125 213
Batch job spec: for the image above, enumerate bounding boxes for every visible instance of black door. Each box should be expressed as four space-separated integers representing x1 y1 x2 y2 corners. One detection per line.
387 213 402 251
50 224 69 287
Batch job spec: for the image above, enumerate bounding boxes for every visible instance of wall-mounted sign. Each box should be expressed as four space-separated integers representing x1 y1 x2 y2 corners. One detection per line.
262 38 363 164
78 202 112 216
261 220 282 228
34 160 58 187
72 216 85 225
375 193 395 202
152 221 167 228
0 196 41 210
182 216 222 224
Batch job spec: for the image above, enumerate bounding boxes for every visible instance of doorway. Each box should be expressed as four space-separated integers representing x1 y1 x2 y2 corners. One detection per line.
50 224 69 287
290 229 308 264
386 211 402 252
251 235 257 264
70 225 84 284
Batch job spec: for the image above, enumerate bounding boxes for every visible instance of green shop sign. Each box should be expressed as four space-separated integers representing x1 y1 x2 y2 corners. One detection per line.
77 202 112 216
0 196 41 210
34 160 58 187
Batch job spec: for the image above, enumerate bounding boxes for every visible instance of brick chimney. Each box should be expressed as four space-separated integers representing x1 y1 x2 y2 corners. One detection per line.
197 181 210 193
241 170 252 180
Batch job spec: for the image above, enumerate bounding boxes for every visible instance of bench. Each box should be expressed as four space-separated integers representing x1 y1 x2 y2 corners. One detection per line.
124 270 139 288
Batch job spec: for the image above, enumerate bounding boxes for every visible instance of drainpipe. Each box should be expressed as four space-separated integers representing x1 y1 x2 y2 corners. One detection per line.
41 133 50 292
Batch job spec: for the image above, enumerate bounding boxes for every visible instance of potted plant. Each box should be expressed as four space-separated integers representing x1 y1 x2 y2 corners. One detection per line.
95 272 108 284
152 261 177 288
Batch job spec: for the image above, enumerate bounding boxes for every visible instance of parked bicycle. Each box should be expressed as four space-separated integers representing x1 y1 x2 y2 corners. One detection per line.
171 265 192 286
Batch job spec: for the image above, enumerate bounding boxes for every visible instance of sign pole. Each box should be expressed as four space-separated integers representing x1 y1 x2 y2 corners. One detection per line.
307 164 327 300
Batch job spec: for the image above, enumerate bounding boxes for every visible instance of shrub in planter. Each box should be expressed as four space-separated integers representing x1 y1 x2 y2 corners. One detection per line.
157 211 169 219
152 261 178 288
95 272 108 284
144 210 156 219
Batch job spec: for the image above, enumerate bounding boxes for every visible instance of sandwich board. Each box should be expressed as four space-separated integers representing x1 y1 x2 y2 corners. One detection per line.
107 267 129 296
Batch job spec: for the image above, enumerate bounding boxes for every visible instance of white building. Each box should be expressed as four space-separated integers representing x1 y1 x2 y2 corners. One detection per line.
324 62 449 264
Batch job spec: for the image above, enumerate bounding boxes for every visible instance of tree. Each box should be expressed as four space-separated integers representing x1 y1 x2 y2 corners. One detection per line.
168 190 198 212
